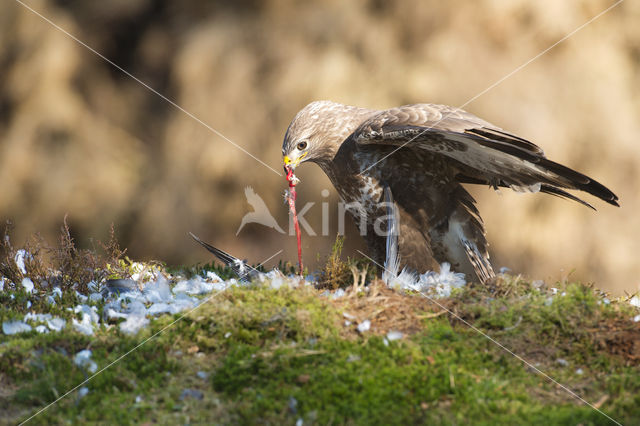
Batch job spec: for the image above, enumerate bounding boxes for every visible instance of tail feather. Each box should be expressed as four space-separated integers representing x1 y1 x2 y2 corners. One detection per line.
466 136 619 206
457 174 598 210
461 237 495 284
539 185 595 210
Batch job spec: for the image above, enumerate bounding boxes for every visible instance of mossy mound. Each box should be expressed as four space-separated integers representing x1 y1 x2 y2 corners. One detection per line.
2 274 639 425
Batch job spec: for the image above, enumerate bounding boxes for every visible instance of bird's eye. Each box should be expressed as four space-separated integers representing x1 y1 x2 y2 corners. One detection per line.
296 141 308 150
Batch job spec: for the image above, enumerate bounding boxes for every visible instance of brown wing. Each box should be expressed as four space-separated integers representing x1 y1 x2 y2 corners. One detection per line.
354 104 619 207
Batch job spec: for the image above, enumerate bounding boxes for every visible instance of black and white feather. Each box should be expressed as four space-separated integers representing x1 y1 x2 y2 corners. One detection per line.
189 233 258 281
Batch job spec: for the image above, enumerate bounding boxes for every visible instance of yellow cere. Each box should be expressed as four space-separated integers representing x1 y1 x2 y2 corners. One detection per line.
284 152 308 168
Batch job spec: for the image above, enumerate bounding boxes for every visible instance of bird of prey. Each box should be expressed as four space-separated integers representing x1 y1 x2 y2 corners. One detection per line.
281 101 618 284
236 186 285 235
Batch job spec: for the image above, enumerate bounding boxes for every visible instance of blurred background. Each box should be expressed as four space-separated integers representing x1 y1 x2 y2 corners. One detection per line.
0 0 638 294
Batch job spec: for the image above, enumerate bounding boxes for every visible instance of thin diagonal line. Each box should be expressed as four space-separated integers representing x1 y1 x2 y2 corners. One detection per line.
356 250 621 425
242 249 283 278
20 249 285 425
19 291 223 425
362 0 624 174
13 0 282 177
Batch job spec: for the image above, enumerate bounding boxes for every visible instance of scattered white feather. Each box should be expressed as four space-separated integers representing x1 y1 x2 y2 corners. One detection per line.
21 278 34 294
72 305 99 335
105 306 128 320
269 275 285 289
72 317 94 336
1 258 347 337
357 319 371 333
75 304 100 324
75 291 88 302
130 261 156 282
331 288 346 299
15 249 29 274
3 320 32 335
47 317 66 332
125 300 147 317
144 275 172 302
389 263 466 298
77 387 89 399
387 269 418 291
265 270 289 289
173 292 199 312
417 263 466 297
74 349 98 373
147 302 175 316
629 296 640 308
35 325 48 333
24 313 52 323
172 277 214 295
206 271 223 282
386 330 403 341
119 314 149 335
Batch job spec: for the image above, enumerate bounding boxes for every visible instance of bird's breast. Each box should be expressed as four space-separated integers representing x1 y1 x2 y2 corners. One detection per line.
330 151 386 221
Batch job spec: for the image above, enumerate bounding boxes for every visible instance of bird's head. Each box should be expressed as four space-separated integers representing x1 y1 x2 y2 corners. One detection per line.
282 100 361 170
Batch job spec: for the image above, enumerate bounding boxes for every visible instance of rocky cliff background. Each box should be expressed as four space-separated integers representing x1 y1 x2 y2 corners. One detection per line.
1 0 638 294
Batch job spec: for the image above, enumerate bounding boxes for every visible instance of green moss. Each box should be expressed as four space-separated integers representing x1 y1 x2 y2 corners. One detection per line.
210 315 620 424
2 276 639 424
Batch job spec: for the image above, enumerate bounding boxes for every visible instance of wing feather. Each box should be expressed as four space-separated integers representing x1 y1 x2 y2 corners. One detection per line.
354 104 619 207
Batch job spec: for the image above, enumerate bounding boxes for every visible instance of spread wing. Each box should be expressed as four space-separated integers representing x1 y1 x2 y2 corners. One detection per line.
354 104 619 207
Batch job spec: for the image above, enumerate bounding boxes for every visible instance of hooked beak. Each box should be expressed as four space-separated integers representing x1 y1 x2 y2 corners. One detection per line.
283 152 308 169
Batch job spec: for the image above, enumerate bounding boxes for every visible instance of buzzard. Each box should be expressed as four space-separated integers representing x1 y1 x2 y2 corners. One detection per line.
281 101 619 283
